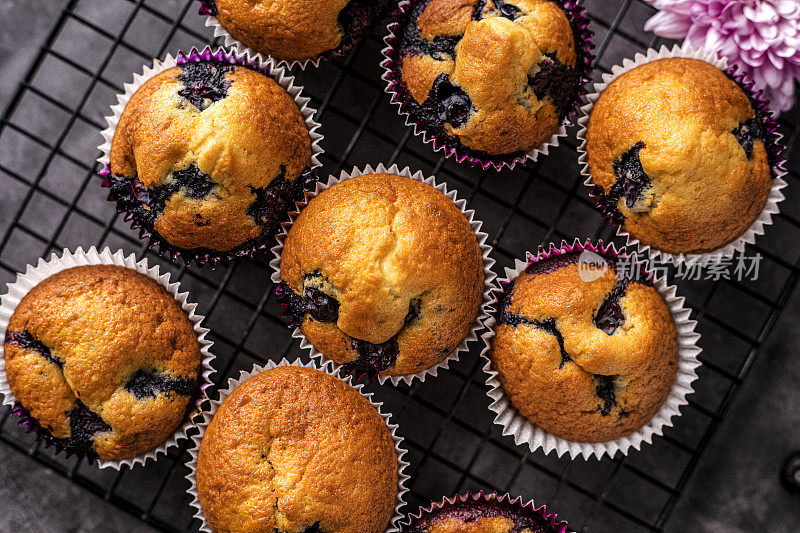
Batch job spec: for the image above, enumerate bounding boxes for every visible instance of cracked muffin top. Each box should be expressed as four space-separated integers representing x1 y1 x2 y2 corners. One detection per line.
203 0 384 63
277 173 485 379
586 57 773 255
489 249 678 443
404 497 565 533
3 265 202 461
396 0 583 156
196 366 399 533
108 61 313 256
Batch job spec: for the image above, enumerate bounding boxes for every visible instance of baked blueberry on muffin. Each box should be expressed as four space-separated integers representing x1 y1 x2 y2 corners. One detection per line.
585 57 775 255
404 494 567 533
489 246 678 443
276 173 485 379
389 0 590 163
3 265 202 461
105 59 315 264
196 366 400 532
198 0 385 63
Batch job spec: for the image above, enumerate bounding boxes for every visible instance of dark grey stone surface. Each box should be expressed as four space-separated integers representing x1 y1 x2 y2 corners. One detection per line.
0 445 158 533
667 281 800 533
0 1 65 108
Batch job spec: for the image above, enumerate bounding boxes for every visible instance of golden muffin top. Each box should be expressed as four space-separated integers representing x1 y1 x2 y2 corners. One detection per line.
207 0 384 62
586 57 773 255
4 265 202 460
490 249 678 443
109 62 313 254
196 366 399 533
397 0 582 155
278 173 485 378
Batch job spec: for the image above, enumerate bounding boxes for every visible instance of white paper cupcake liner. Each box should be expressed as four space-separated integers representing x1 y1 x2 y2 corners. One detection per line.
0 246 216 469
268 163 497 385
576 43 788 266
96 46 324 267
185 358 410 533
380 0 594 171
480 239 702 460
402 491 571 533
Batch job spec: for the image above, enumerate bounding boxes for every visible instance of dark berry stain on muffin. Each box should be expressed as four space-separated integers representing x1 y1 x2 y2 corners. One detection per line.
276 281 308 329
495 0 523 20
124 369 196 400
498 281 572 368
497 304 572 369
246 166 306 235
533 318 572 368
276 272 341 327
106 164 218 227
401 1 459 58
733 114 767 158
5 330 64 368
69 400 113 456
198 0 217 16
416 73 475 129
528 53 582 119
304 287 340 323
405 298 422 325
332 0 385 56
171 164 217 199
277 279 425 378
593 277 631 335
105 164 314 256
344 337 400 379
177 62 233 111
605 141 650 222
593 374 617 416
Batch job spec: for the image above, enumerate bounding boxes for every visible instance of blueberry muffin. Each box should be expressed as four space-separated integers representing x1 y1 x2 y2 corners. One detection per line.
404 494 566 533
106 60 314 262
391 0 588 160
199 0 385 63
489 247 678 443
196 366 399 532
585 58 774 255
3 265 202 461
277 173 485 379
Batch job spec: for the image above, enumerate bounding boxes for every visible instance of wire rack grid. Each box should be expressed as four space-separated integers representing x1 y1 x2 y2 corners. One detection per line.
0 0 798 531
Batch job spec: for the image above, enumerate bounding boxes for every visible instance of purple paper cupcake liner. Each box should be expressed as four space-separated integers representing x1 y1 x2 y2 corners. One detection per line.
480 239 702 459
576 44 788 265
194 0 388 70
0 247 216 469
381 0 594 171
400 491 568 533
97 46 324 268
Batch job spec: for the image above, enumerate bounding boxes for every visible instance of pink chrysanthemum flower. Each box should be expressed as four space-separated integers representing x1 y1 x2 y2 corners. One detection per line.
644 0 800 114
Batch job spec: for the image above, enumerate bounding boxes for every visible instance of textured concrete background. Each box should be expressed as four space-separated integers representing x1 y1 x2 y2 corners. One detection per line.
0 1 798 532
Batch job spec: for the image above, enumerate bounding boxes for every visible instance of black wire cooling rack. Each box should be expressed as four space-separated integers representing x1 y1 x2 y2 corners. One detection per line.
1 0 799 531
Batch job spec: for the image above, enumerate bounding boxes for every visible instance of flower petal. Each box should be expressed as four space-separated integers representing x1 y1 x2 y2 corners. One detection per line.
644 11 693 38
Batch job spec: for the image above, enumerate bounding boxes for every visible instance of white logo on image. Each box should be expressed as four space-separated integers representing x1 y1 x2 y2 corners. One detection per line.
578 250 608 282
